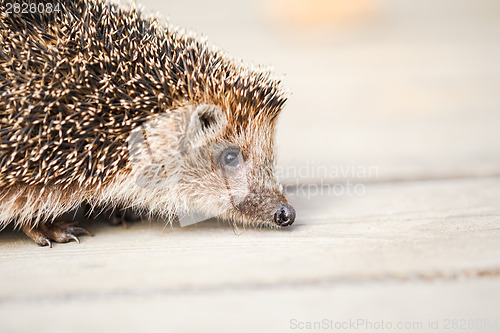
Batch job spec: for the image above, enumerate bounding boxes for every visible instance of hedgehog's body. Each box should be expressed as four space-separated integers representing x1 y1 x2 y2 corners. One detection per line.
0 0 295 246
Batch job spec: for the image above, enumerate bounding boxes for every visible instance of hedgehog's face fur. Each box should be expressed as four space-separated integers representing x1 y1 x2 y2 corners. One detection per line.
128 104 295 228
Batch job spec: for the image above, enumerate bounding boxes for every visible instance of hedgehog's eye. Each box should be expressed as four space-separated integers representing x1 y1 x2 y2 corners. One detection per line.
220 148 241 168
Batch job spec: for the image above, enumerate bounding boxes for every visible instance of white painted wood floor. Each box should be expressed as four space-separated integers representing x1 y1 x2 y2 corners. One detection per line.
1 177 499 332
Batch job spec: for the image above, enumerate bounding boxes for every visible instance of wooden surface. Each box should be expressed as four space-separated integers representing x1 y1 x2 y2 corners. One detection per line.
1 178 499 332
1 0 500 332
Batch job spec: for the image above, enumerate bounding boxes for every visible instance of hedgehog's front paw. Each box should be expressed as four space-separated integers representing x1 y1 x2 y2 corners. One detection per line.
22 221 93 247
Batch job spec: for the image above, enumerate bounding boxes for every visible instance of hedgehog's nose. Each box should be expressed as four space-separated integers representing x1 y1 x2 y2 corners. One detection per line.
274 204 296 227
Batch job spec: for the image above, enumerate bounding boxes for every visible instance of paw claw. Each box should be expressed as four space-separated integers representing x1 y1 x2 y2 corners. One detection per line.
70 235 80 244
45 239 53 248
72 227 94 237
22 222 92 247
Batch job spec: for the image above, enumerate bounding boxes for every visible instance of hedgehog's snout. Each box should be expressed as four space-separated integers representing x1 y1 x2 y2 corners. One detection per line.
274 204 296 227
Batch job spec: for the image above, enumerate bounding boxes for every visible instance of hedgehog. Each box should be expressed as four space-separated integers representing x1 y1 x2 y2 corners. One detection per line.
0 0 296 246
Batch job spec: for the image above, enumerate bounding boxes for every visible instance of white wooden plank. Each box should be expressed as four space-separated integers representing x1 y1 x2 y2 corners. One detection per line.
1 279 499 333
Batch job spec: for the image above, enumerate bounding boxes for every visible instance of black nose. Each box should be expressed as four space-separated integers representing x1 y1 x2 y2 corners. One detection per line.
274 204 296 227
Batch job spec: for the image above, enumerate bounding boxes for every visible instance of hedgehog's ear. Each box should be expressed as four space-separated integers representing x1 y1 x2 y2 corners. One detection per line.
195 104 227 133
187 104 227 136
197 105 221 131
182 104 227 151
